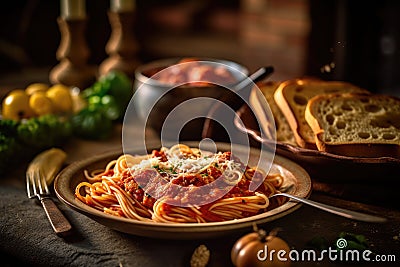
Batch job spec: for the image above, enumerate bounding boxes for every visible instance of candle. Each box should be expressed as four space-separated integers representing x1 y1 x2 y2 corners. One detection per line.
60 0 86 19
110 0 135 12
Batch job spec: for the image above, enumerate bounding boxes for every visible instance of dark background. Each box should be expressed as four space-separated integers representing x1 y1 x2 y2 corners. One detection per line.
307 0 400 95
1 0 400 96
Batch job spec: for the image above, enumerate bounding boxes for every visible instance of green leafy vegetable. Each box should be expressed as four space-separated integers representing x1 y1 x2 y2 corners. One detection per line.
82 71 133 121
71 107 113 140
0 119 25 174
336 232 369 251
17 114 72 149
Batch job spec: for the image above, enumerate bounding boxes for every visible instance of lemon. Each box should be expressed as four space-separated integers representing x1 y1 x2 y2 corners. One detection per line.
29 92 54 116
26 83 49 95
27 148 67 185
1 89 35 120
46 84 73 113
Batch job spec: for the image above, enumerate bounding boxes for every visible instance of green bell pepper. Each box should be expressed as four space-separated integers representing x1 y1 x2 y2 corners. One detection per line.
82 71 133 120
71 107 113 140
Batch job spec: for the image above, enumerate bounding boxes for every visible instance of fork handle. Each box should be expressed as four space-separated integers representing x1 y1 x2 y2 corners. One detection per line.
275 193 387 223
41 198 72 234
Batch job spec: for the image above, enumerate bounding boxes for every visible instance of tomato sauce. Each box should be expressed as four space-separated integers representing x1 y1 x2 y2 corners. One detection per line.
151 58 237 86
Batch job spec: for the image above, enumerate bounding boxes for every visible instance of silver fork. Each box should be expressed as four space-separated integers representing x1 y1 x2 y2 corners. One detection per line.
26 169 72 234
271 192 387 223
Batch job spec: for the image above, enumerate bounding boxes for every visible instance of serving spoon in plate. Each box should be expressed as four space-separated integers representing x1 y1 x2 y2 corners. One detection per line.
270 191 387 223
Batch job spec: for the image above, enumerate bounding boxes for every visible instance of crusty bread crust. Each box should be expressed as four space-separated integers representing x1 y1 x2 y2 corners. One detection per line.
305 93 400 158
274 79 370 149
257 80 297 146
274 79 312 148
315 132 400 157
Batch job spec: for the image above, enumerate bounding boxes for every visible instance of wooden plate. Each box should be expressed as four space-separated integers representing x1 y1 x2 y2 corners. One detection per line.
54 142 312 239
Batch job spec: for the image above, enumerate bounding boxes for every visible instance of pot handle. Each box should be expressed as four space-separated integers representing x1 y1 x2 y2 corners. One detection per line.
202 66 274 140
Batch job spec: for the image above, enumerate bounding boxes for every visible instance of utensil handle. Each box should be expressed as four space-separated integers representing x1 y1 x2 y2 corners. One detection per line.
202 66 274 140
41 198 72 234
276 193 387 223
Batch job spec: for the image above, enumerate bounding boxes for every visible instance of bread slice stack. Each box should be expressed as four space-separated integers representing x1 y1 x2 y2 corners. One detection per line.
305 93 400 158
273 78 370 149
252 77 400 158
257 80 297 146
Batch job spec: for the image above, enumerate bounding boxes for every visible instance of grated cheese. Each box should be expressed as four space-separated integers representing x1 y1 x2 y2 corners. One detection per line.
128 148 244 179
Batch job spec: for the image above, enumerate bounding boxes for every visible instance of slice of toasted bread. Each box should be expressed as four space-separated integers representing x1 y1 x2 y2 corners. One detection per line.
305 93 400 158
257 80 297 146
273 78 370 148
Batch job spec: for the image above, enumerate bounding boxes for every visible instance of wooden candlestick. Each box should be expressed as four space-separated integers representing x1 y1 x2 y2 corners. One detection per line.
49 17 97 89
98 10 140 78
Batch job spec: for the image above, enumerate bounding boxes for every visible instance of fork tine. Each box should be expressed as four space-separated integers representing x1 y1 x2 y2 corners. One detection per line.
37 169 44 195
26 163 73 234
27 169 51 198
26 171 33 198
32 169 38 197
39 169 50 195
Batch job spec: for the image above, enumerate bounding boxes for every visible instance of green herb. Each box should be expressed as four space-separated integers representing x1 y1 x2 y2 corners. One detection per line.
168 167 177 174
336 232 369 251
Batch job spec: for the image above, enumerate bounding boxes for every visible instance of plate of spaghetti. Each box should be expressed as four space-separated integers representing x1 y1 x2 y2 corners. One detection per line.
55 142 311 239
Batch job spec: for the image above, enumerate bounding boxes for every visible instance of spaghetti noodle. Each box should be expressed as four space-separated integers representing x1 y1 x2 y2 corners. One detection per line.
75 144 286 223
